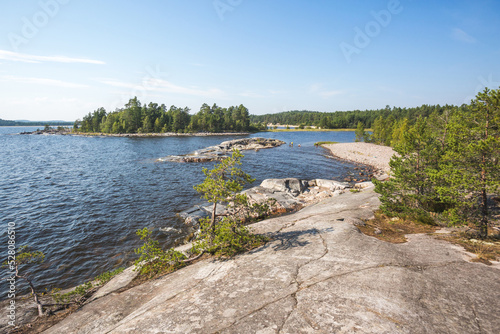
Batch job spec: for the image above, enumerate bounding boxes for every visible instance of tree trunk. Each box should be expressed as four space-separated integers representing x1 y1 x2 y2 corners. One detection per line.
210 202 217 241
20 274 44 317
479 157 488 238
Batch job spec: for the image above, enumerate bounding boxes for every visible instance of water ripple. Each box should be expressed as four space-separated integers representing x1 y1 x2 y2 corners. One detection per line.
0 127 358 298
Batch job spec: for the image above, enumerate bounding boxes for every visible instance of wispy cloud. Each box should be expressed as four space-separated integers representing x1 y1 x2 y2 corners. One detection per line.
309 83 343 98
238 91 265 98
99 78 225 98
318 90 343 98
0 50 105 64
451 28 476 43
1 75 88 88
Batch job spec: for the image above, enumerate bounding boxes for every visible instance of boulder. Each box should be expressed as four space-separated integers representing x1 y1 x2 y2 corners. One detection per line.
315 179 350 191
260 178 307 196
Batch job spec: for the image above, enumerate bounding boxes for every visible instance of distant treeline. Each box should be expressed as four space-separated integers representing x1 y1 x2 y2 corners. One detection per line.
0 119 73 126
76 97 263 134
249 104 469 129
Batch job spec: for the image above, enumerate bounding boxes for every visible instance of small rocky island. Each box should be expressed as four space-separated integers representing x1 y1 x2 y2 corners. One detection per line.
157 137 286 163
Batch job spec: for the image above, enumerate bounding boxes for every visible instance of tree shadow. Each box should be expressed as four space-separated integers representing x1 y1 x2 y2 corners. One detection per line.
251 227 334 253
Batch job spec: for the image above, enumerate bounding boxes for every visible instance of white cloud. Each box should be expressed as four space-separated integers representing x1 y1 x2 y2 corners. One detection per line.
0 49 105 64
1 75 88 88
451 28 476 43
309 83 343 98
238 91 265 98
318 90 343 98
99 78 225 98
268 90 286 95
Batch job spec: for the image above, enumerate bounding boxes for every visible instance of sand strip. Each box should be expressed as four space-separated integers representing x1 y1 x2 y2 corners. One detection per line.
324 142 396 179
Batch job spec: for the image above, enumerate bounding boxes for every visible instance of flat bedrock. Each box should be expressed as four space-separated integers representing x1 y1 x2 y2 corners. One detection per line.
42 184 500 334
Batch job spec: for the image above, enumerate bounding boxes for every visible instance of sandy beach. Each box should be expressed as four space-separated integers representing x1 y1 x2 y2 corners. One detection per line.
324 142 396 176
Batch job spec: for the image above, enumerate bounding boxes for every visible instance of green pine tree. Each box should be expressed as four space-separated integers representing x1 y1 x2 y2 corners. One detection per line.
435 88 500 237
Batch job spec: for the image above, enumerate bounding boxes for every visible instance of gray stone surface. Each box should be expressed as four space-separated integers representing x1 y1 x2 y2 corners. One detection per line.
180 178 352 226
157 138 285 163
44 187 500 333
260 178 307 196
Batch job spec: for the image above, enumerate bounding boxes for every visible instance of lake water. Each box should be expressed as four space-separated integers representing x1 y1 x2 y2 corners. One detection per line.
0 127 358 298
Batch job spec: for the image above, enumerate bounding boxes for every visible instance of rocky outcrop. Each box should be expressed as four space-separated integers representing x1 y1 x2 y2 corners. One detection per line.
179 178 353 226
157 137 285 163
20 128 71 135
43 184 500 334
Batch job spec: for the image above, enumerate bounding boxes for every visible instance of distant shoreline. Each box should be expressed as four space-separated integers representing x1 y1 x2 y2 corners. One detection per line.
73 131 252 137
19 129 252 137
264 128 357 132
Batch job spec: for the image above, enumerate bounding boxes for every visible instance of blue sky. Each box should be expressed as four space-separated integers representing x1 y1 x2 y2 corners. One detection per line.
0 0 499 121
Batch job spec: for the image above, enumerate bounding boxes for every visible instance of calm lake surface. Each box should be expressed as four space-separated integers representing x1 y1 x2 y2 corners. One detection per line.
0 127 357 298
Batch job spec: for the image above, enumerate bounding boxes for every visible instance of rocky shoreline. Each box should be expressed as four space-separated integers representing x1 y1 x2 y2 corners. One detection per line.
4 143 500 333
19 129 252 137
38 181 500 333
179 177 368 226
157 137 285 163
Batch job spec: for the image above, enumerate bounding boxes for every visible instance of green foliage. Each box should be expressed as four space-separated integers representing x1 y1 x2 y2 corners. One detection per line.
250 104 464 129
433 88 500 237
314 141 338 146
14 245 45 265
375 87 500 237
53 282 93 304
53 267 125 304
194 150 254 209
374 116 448 220
192 218 268 257
2 246 47 315
354 121 366 142
134 227 186 278
95 267 125 285
76 98 253 134
193 150 271 256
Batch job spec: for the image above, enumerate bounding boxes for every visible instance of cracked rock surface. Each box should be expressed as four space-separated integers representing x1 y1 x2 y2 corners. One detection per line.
44 184 500 333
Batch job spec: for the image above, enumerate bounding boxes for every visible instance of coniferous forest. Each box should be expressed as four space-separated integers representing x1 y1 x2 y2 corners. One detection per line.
75 97 475 135
249 104 469 130
370 88 499 238
75 97 262 134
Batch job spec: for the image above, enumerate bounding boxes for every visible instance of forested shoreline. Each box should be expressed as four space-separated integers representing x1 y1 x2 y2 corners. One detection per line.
249 104 469 129
75 97 263 134
368 88 499 239
0 119 73 127
75 97 476 135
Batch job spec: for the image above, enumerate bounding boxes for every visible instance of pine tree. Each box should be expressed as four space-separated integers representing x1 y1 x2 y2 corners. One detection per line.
374 116 444 221
193 150 270 255
435 88 500 237
354 121 366 142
